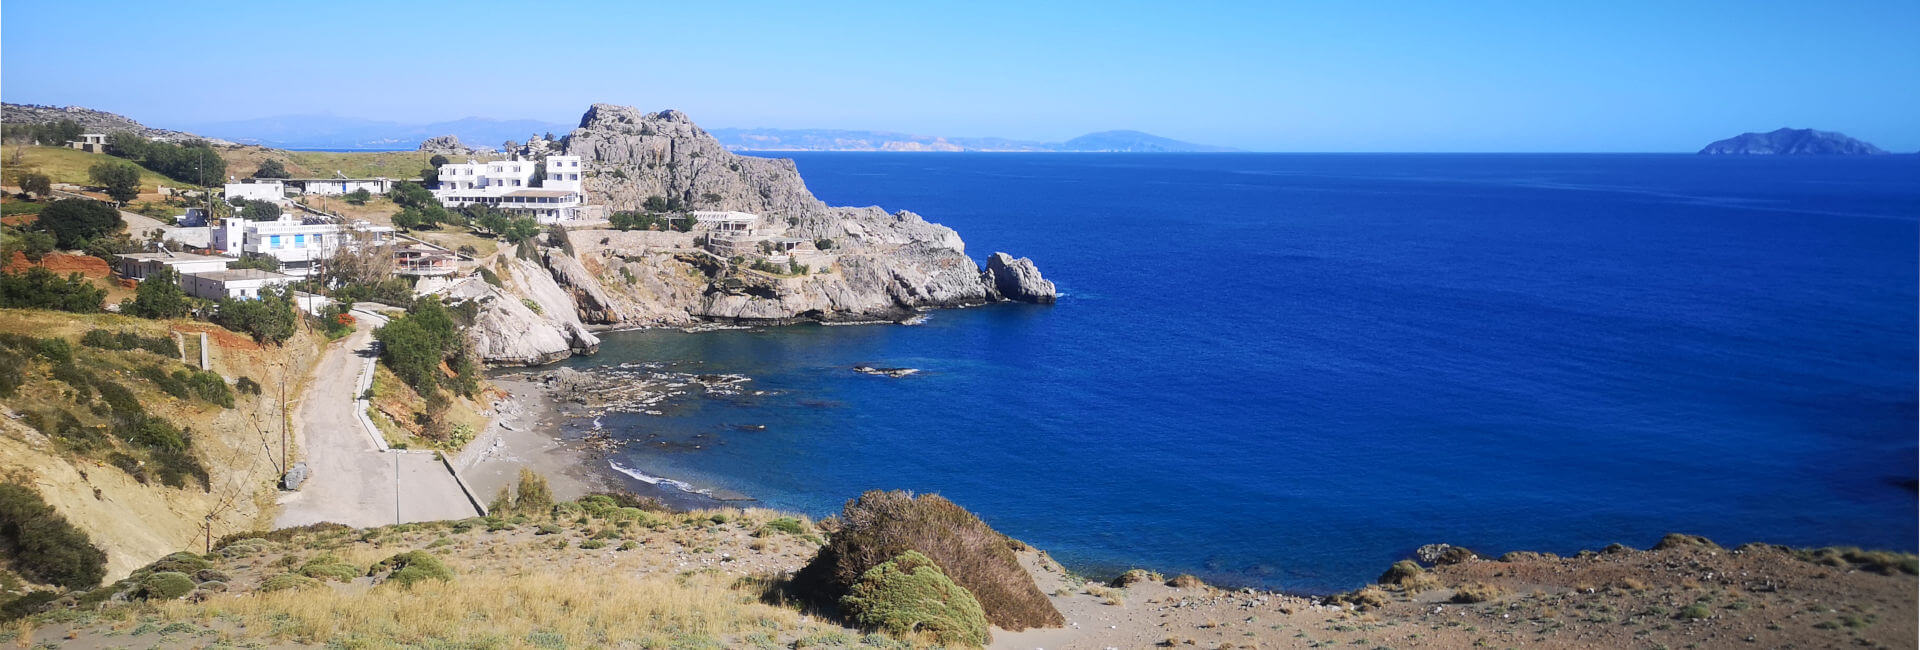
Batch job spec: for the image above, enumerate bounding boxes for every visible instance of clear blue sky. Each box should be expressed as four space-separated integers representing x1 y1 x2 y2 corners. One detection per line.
4 1 1916 152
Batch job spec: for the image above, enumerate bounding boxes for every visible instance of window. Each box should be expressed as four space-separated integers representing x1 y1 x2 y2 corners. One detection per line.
294 234 306 247
270 235 281 248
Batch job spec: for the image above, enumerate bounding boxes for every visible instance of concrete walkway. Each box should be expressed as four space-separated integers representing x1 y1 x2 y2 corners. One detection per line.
275 306 481 528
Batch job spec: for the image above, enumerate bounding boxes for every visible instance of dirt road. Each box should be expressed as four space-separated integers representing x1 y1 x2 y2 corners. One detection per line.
275 306 480 528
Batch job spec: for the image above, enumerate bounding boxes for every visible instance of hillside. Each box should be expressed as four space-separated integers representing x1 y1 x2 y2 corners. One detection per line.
179 115 573 151
1698 128 1889 154
8 490 1914 649
0 309 322 581
0 103 214 143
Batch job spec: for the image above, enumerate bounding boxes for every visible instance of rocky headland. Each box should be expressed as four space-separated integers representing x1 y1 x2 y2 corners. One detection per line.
1698 127 1889 155
461 103 1055 365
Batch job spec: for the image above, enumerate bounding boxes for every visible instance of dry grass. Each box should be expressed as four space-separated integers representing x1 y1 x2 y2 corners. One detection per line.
157 564 830 647
0 145 182 192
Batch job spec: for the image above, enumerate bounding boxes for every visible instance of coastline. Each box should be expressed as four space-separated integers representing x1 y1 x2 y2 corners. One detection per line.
460 374 743 511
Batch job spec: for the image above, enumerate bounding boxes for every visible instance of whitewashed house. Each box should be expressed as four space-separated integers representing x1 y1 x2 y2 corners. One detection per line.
114 251 233 280
431 155 585 223
211 216 395 277
224 180 286 203
181 269 298 300
284 177 398 195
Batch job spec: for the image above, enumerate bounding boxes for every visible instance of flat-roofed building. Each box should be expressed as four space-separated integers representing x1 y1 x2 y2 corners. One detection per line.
114 251 233 280
182 269 298 300
431 156 586 223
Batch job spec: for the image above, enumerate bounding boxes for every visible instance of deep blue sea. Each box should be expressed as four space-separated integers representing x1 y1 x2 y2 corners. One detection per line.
565 153 1919 592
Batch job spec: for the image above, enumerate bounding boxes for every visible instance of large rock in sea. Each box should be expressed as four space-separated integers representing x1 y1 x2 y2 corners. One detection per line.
1698 128 1888 155
982 252 1056 304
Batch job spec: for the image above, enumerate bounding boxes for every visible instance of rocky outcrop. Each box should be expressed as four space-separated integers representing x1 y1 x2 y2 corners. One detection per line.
564 105 828 218
444 255 600 365
542 250 621 324
1698 128 1889 155
554 104 1054 327
982 252 1057 304
418 134 488 156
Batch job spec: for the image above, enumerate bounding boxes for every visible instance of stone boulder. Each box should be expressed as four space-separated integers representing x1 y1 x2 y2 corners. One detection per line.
418 134 485 155
982 252 1056 304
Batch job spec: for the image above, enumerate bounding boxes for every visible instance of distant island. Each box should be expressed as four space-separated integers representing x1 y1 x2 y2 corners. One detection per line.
1698 128 1889 155
706 127 1237 152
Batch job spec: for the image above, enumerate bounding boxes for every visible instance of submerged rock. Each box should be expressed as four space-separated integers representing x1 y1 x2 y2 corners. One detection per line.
853 365 920 378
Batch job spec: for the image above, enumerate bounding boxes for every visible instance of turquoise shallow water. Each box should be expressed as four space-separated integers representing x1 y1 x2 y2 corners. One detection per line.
561 153 1918 592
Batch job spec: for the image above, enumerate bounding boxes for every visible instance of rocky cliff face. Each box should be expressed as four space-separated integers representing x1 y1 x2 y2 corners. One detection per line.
450 253 600 365
1698 128 1889 155
532 103 1054 328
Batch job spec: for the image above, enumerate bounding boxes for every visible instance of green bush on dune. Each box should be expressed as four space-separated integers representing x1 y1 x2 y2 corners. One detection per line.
840 551 990 648
369 551 452 587
794 490 1063 633
138 571 195 600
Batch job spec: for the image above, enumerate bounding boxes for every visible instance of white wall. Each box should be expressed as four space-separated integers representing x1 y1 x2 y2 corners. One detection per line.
225 181 285 203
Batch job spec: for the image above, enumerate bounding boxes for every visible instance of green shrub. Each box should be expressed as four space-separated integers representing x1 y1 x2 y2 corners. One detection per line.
0 590 58 621
536 524 562 535
0 483 108 589
298 554 360 582
579 539 607 550
369 551 452 587
1678 603 1712 620
148 551 212 575
260 573 321 592
0 268 107 313
840 551 989 647
139 571 196 600
794 490 1062 631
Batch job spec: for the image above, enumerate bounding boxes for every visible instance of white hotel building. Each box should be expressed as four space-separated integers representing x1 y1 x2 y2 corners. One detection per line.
432 155 585 223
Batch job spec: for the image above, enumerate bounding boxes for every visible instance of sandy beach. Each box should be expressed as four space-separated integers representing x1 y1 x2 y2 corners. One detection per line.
455 377 611 504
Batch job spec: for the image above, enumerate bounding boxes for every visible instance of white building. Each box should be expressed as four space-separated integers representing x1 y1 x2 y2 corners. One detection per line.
182 269 298 300
225 180 286 203
210 216 395 277
431 155 586 224
285 177 397 196
114 252 233 281
544 155 583 192
694 211 759 257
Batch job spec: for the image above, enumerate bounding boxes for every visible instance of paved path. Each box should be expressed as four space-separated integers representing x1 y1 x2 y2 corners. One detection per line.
275 307 481 528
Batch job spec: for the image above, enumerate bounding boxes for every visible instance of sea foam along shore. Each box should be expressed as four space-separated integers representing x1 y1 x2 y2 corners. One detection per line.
459 374 740 511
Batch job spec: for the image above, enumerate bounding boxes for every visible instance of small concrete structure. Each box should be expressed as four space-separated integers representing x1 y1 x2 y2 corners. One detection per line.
695 211 759 257
394 244 458 277
181 268 298 300
69 133 108 153
115 251 232 281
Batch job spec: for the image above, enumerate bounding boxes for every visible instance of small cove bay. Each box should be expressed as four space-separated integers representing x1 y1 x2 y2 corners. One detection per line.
559 153 1919 592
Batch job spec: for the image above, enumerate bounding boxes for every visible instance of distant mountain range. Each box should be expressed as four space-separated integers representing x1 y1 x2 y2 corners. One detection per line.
174 115 575 150
1698 128 1889 155
706 127 1237 152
